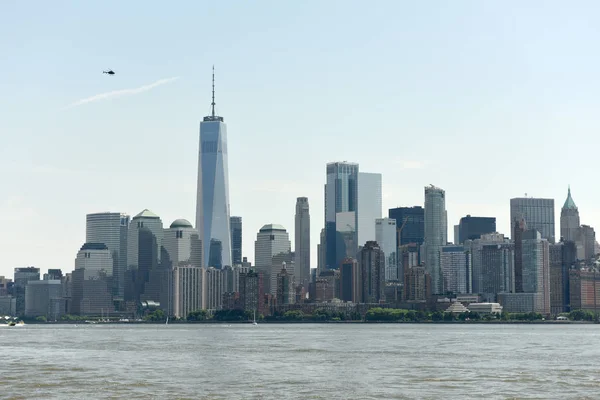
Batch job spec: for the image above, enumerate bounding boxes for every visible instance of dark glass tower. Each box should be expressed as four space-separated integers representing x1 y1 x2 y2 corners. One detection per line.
230 216 242 265
388 206 425 246
457 215 496 244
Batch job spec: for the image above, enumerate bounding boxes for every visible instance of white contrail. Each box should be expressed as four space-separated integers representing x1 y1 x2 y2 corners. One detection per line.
64 77 180 109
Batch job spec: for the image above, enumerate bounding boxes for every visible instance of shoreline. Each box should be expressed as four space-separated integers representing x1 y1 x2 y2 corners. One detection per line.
14 319 592 325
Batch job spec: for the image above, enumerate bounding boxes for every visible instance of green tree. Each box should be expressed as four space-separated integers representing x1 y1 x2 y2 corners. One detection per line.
144 309 166 321
187 309 209 321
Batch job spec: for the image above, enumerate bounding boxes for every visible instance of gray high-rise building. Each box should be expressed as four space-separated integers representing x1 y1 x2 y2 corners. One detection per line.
357 172 382 247
578 225 596 261
86 212 130 298
230 216 242 265
72 243 114 315
560 187 579 242
14 267 40 316
254 224 292 295
375 218 397 281
294 198 310 287
521 230 550 314
510 197 555 244
325 162 359 269
424 185 447 294
127 209 164 269
440 245 468 294
464 233 511 295
196 67 232 268
126 210 164 303
163 219 202 268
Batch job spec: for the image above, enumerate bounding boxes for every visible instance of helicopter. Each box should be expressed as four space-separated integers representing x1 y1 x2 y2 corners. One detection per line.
103 69 115 75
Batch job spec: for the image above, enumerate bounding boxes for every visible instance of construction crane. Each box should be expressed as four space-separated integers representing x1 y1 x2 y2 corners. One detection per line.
396 217 409 248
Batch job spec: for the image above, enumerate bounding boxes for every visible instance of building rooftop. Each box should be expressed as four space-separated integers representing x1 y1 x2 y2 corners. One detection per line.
133 209 160 219
170 219 193 229
80 243 109 251
259 224 286 232
445 302 469 314
562 186 578 210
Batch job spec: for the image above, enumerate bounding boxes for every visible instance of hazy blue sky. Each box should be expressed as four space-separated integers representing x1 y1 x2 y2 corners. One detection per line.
2 1 600 278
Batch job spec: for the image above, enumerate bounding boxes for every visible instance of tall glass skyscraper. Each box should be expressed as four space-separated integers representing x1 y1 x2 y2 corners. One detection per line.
510 197 555 244
424 185 447 294
388 206 425 246
230 216 242 265
196 68 232 268
357 172 382 247
86 212 129 298
325 162 358 269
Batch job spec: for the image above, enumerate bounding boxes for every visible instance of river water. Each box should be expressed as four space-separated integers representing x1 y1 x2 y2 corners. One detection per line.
0 323 598 399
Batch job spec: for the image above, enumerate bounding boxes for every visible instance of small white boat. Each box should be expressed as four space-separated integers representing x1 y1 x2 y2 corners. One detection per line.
252 310 258 326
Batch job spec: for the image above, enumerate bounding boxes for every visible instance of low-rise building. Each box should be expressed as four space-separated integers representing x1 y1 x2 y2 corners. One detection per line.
468 302 503 315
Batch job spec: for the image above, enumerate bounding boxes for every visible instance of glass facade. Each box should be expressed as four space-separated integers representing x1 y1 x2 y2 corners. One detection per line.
86 212 129 299
254 224 291 295
510 198 555 244
457 215 496 244
196 119 232 268
388 206 425 246
375 218 397 281
357 172 382 248
440 245 468 294
230 216 242 265
325 162 358 269
424 185 447 294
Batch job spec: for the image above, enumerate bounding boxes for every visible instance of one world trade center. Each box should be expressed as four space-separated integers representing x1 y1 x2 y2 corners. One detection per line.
195 67 232 268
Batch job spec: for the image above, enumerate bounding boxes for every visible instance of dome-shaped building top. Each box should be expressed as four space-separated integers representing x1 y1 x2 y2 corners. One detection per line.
170 219 193 229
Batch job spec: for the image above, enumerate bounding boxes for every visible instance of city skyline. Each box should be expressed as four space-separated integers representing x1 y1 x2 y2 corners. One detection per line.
5 2 600 277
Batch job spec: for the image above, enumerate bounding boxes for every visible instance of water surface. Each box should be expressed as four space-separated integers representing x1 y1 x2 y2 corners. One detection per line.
1 323 598 399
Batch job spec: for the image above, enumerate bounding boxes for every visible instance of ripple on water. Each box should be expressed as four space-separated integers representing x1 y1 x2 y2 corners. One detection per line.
2 324 600 399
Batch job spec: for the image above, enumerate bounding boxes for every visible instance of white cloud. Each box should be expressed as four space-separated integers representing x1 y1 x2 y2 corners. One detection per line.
63 77 180 109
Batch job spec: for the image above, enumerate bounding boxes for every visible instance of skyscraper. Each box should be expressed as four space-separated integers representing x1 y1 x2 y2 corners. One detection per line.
560 187 580 242
72 243 113 315
127 209 164 269
325 162 359 269
230 216 242 265
440 245 468 294
499 229 550 314
254 224 292 295
86 212 130 298
357 172 382 247
510 197 555 243
457 215 496 244
126 209 164 303
14 267 40 316
521 230 550 314
294 197 310 287
359 241 385 303
375 218 397 281
196 67 232 268
339 258 361 303
424 185 447 294
162 219 202 268
388 206 425 246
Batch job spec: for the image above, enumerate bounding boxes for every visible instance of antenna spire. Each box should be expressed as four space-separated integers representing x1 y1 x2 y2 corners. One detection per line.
211 65 216 118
